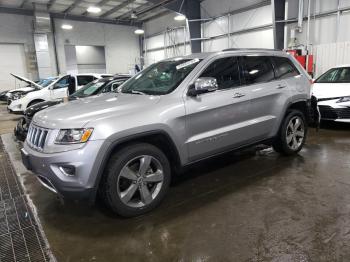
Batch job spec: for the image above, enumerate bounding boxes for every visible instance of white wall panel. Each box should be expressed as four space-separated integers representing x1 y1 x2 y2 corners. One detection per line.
202 17 228 38
0 13 38 81
202 38 228 52
201 0 264 18
285 15 337 47
54 19 140 74
313 42 350 77
0 44 27 91
230 29 274 48
229 5 272 32
146 35 165 50
144 13 186 37
340 0 350 7
144 50 165 65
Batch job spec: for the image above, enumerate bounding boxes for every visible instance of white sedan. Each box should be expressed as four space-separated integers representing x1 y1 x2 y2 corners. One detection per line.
312 65 350 123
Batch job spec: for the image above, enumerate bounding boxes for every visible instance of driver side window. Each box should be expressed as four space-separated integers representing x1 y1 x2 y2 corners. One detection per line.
199 57 241 90
54 76 70 89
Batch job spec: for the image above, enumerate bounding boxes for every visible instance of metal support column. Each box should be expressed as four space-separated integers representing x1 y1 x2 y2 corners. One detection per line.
272 0 286 50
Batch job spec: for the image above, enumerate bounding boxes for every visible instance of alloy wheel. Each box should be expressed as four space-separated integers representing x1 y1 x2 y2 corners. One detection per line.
117 155 164 208
286 116 305 150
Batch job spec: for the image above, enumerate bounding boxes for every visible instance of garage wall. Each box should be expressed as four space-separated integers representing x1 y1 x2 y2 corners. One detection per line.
143 1 274 65
201 4 274 51
0 44 27 91
285 0 350 75
53 19 140 75
0 13 38 90
143 13 190 65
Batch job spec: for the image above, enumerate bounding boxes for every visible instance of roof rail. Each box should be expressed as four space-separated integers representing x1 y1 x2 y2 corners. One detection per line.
222 48 282 52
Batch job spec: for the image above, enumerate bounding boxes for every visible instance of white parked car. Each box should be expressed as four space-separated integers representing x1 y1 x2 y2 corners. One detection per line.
4 74 58 101
313 65 350 122
8 73 111 113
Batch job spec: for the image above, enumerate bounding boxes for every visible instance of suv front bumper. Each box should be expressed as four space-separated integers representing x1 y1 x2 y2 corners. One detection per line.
21 140 105 202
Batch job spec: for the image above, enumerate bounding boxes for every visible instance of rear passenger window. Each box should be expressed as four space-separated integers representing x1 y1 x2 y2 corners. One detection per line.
199 57 241 90
242 56 274 85
77 75 95 86
272 57 300 79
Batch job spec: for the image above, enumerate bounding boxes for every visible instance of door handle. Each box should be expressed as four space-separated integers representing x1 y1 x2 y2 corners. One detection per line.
277 84 287 89
233 92 245 98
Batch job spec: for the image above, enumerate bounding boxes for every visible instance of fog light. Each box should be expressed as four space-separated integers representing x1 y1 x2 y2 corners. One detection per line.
59 165 75 176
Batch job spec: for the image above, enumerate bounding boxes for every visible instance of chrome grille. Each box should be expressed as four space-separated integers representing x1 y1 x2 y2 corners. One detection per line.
26 125 49 150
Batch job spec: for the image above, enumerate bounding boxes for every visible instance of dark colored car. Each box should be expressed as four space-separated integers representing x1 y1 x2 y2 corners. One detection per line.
0 90 9 101
14 75 130 141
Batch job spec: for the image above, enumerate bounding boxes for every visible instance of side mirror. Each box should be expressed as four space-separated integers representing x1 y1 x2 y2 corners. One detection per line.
187 77 218 97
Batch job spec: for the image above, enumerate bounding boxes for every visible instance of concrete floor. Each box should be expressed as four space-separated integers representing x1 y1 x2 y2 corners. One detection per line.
1 103 350 261
0 102 21 135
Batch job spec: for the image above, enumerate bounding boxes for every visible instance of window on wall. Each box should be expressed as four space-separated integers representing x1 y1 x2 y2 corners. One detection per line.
242 56 274 85
271 57 300 79
199 57 241 90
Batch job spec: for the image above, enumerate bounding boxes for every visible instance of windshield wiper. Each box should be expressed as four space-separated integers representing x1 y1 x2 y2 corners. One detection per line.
123 90 147 95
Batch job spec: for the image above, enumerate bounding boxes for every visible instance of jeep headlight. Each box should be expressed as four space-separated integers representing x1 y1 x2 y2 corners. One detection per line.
336 96 350 103
55 128 93 144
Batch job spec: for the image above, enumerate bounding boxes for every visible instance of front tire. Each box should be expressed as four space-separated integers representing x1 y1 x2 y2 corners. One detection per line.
273 110 307 155
100 143 171 217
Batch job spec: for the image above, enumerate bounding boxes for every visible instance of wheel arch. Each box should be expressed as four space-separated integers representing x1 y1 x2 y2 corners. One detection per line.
27 99 45 108
90 130 183 203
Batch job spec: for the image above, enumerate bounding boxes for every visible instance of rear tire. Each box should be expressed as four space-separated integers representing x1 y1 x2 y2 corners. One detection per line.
273 110 307 155
100 143 171 217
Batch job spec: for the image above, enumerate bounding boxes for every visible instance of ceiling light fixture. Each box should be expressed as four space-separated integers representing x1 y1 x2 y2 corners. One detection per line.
174 14 186 21
61 24 73 30
87 6 101 13
174 0 186 21
131 11 138 19
134 29 145 35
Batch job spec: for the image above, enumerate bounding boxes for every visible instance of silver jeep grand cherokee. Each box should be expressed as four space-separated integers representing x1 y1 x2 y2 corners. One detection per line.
21 49 312 217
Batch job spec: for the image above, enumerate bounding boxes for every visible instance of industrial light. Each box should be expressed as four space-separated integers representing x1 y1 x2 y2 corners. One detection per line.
87 6 101 13
131 11 138 19
174 14 186 21
61 24 73 30
134 29 145 35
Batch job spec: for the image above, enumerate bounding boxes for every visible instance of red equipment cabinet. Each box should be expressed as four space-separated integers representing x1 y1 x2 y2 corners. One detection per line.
286 50 314 76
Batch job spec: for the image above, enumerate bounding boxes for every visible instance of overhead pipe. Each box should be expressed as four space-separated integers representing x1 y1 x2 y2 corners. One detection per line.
298 0 304 32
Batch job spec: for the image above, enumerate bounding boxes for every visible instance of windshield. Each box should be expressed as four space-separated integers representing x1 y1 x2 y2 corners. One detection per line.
121 58 201 95
316 67 350 83
71 79 107 97
37 78 58 89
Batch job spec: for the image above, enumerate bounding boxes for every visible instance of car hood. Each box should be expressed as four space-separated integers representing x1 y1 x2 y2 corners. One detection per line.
7 87 36 94
33 93 161 129
312 83 350 99
10 73 41 89
25 99 63 117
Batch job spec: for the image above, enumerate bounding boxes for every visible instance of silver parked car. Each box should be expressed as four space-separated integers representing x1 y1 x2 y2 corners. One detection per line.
21 49 312 217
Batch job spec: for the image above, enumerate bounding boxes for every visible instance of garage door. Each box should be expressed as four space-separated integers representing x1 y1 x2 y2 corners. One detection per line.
0 44 27 92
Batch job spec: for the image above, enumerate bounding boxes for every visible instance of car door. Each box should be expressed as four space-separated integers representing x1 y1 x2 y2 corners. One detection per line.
50 75 70 100
240 55 292 140
184 56 253 161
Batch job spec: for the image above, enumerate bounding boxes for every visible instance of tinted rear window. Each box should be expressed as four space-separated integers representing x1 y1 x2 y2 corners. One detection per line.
242 56 274 85
271 57 300 79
